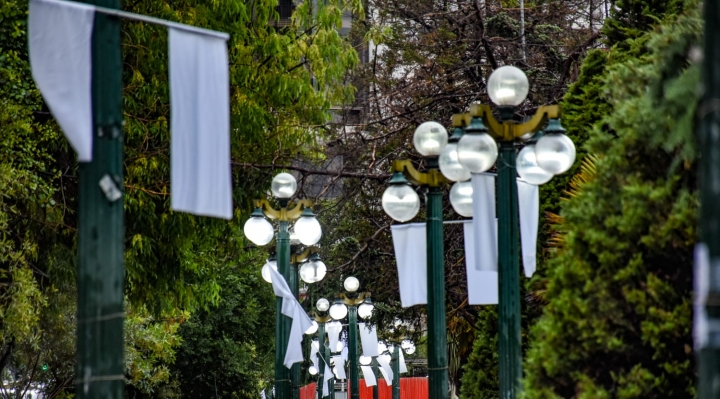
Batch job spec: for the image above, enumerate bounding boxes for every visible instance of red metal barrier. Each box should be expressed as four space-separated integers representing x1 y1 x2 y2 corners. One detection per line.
302 378 428 399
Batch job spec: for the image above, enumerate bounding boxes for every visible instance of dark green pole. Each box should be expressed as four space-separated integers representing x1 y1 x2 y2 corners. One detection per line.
372 358 379 399
391 346 400 399
76 0 124 398
497 141 521 398
276 220 291 399
290 262 300 399
348 306 360 399
426 183 449 399
698 0 720 396
316 322 325 399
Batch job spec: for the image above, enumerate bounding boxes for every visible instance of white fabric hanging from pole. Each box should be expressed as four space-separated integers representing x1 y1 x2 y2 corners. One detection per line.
331 355 346 379
517 180 539 277
376 354 394 386
322 364 333 397
169 27 232 219
29 0 95 162
463 220 498 304
310 342 319 371
358 323 380 357
326 321 342 352
471 174 497 271
398 349 408 373
361 365 377 386
391 223 427 307
267 266 313 368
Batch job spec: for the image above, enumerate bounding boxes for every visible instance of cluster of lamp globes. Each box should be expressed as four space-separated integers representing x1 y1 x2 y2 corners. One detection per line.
243 173 327 284
382 66 577 222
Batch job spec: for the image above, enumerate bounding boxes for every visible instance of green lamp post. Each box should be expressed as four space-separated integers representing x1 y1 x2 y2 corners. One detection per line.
244 172 323 399
453 66 576 399
328 277 373 399
311 298 332 399
381 122 459 399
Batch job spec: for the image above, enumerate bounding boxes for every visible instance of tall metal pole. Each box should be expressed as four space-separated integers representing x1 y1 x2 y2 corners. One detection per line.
348 306 360 399
698 0 720 396
290 262 300 399
317 322 326 399
76 0 124 397
372 358 379 399
497 141 521 399
426 182 449 399
391 346 400 399
276 220 291 399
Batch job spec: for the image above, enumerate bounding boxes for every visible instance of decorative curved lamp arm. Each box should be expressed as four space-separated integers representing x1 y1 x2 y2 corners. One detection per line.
465 103 561 141
253 198 314 221
390 160 452 187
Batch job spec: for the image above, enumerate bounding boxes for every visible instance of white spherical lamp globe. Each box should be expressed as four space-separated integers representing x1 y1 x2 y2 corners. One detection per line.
329 300 348 320
382 174 420 222
271 172 298 198
357 299 374 320
535 133 576 175
243 211 274 246
449 181 473 217
261 259 277 283
413 121 448 156
487 66 530 106
439 142 472 182
309 366 318 375
516 145 553 185
457 133 498 173
293 209 322 246
299 257 327 284
359 356 372 366
316 298 330 312
343 276 360 292
305 320 319 335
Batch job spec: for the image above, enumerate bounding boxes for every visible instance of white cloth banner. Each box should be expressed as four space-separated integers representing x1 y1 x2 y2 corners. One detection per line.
391 223 427 307
341 345 348 362
268 266 313 368
517 180 539 277
326 321 342 353
322 364 333 397
361 365 377 387
310 342 319 370
169 28 232 219
358 323 379 357
464 220 498 305
377 354 393 386
29 0 95 162
398 349 408 373
331 356 346 379
471 174 497 271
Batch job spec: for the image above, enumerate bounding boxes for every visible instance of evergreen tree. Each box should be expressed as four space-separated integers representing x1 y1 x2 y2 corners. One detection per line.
522 2 700 397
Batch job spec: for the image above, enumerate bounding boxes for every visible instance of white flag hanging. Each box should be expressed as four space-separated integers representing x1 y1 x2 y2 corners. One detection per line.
391 223 428 307
361 365 377 387
267 266 313 368
464 220 498 305
358 323 380 357
331 356 347 379
29 0 95 162
326 321 342 352
310 340 319 371
322 363 333 397
169 27 232 219
376 354 394 386
517 180 540 277
398 349 408 373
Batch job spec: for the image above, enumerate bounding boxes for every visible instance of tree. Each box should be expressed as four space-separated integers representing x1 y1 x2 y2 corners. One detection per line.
1 0 361 395
521 1 700 397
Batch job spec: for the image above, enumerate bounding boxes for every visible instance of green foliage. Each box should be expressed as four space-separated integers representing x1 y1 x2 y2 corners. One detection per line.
602 0 685 47
521 3 701 398
167 255 275 399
